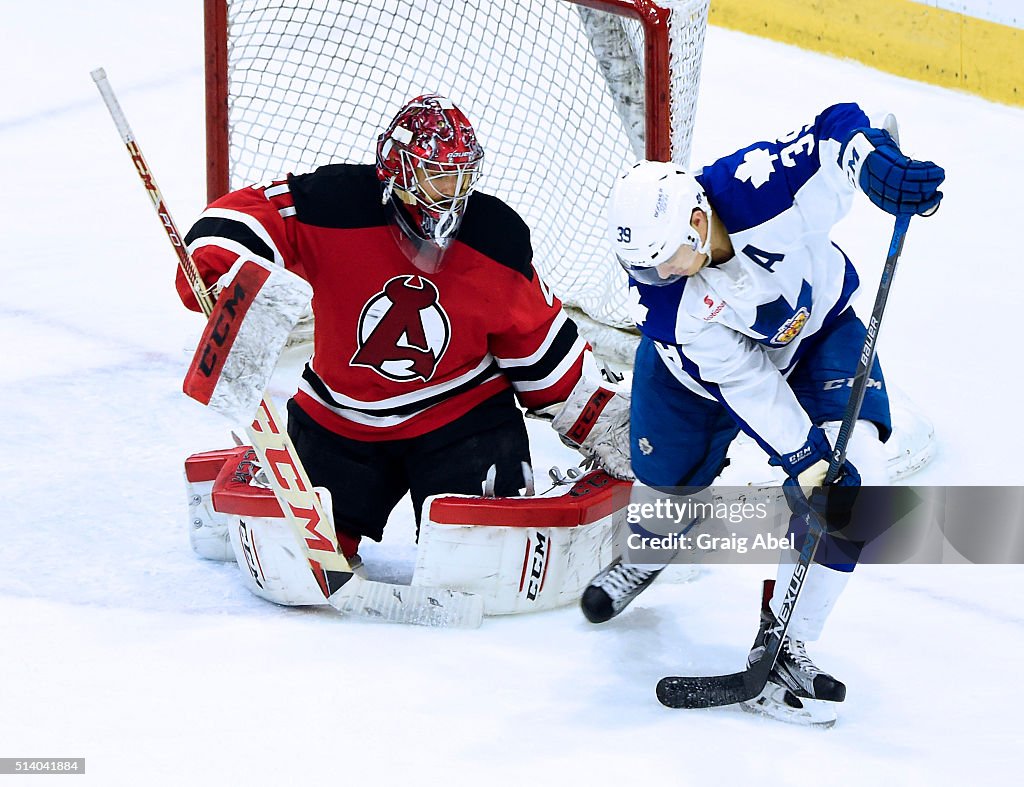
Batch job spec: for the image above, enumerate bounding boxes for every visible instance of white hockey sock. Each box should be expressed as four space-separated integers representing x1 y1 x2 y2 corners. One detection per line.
769 562 850 642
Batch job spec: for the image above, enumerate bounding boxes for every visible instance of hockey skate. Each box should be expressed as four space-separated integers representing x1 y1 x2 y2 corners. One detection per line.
741 580 846 728
581 557 663 623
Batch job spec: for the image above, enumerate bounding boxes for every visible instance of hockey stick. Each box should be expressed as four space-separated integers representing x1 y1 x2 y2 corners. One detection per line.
656 214 912 708
91 67 483 628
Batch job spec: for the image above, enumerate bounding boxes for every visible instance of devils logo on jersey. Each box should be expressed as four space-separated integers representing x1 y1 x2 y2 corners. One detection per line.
351 275 451 382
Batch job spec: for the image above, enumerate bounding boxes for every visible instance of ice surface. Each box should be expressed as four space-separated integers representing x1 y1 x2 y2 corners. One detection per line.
2 4 1022 785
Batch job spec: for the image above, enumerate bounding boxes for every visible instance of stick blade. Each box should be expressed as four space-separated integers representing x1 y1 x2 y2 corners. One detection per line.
329 577 484 629
656 664 767 709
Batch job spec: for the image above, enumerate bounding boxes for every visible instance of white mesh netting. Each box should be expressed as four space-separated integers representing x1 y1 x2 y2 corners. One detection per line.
218 0 708 329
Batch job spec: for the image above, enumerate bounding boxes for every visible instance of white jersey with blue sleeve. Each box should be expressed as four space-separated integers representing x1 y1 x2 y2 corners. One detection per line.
632 103 873 461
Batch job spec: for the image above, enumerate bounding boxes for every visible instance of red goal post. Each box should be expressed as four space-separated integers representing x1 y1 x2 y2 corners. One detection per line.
203 0 710 339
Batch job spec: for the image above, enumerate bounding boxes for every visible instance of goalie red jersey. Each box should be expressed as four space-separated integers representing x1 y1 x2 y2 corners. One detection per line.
179 164 587 440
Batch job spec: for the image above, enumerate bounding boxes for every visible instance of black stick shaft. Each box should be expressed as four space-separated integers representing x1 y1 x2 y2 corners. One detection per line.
826 213 911 483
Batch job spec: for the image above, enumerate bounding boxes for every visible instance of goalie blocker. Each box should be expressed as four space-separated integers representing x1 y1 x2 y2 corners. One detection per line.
185 447 631 614
182 257 312 424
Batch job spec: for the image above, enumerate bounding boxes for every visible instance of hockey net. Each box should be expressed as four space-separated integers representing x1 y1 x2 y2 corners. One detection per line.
204 0 710 332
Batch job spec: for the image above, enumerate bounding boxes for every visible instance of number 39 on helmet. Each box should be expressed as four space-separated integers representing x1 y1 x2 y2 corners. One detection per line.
606 160 711 286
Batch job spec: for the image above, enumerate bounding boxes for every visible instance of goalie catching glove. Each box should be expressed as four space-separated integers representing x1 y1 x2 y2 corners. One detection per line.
544 377 633 480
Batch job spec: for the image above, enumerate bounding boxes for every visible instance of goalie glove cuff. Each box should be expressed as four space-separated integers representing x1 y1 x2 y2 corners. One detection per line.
550 378 633 480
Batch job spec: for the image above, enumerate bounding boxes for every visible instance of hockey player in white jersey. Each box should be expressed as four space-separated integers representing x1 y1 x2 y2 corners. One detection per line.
582 102 944 723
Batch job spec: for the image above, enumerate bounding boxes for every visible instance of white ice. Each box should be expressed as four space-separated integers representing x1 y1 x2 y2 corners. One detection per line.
2 4 1022 785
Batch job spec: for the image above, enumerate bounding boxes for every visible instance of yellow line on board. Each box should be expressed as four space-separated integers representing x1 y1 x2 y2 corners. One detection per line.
709 0 1022 107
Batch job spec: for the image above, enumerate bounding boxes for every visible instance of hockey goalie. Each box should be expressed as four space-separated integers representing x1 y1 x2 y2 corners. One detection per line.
178 94 638 616
178 245 930 618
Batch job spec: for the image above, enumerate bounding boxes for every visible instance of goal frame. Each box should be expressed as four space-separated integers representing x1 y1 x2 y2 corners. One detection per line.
202 0 677 202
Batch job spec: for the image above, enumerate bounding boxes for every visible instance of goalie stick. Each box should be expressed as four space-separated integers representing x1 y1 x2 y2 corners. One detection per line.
91 68 483 628
656 214 913 709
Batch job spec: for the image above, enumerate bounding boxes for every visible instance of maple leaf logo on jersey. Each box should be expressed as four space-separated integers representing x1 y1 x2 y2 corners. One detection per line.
626 286 648 326
351 276 451 382
735 148 778 188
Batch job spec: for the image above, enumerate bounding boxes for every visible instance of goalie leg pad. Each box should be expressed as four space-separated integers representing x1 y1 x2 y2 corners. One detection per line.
415 470 631 614
227 508 328 607
184 448 245 561
210 447 348 606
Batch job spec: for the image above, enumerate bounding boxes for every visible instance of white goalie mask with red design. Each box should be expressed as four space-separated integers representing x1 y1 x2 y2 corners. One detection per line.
376 94 485 272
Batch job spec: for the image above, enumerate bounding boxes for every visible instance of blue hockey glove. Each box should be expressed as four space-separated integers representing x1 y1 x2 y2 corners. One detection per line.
839 127 944 217
771 426 862 530
783 466 861 533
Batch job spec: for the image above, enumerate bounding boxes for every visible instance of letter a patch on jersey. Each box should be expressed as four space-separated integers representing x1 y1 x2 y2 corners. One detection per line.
351 275 451 382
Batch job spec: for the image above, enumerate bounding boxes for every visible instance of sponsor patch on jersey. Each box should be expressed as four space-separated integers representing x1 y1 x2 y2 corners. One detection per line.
771 307 809 345
702 294 726 321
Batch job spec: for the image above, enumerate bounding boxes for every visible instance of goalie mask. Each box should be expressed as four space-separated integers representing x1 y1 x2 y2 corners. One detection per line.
377 94 485 273
607 161 712 286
